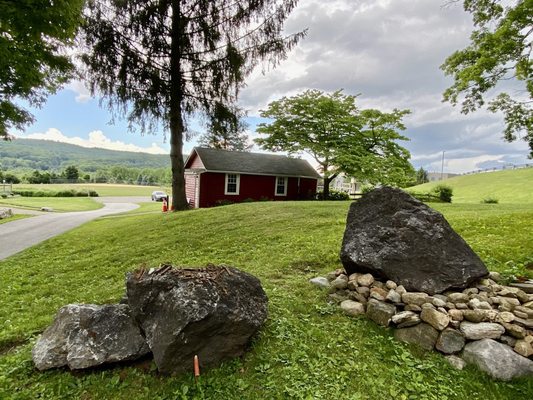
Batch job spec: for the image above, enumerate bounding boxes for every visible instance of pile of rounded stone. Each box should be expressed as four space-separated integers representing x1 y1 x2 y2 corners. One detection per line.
310 269 533 380
0 208 13 219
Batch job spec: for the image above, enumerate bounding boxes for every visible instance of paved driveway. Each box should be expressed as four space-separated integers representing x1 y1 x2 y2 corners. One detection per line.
0 201 139 261
95 196 151 204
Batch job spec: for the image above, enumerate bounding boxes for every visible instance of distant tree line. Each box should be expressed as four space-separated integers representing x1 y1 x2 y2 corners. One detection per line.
0 171 20 184
1 165 172 186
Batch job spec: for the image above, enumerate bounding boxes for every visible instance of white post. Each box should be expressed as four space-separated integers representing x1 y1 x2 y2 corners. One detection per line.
440 151 445 181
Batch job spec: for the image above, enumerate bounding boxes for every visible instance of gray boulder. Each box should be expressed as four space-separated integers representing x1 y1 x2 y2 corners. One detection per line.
32 304 149 371
436 328 465 354
340 187 488 294
0 208 13 219
391 311 420 328
366 299 396 327
459 322 505 340
340 300 365 316
126 265 268 375
420 308 450 331
445 355 466 370
402 292 430 306
463 339 533 381
394 323 439 351
309 277 330 289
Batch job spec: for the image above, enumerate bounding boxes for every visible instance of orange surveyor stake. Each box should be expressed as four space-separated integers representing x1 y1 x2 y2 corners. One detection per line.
194 355 200 382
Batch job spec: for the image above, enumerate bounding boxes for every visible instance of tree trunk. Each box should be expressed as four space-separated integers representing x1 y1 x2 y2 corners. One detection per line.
323 176 331 199
322 172 339 200
169 0 188 211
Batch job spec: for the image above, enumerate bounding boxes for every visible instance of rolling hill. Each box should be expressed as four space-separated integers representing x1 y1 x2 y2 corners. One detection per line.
410 167 533 203
0 139 170 172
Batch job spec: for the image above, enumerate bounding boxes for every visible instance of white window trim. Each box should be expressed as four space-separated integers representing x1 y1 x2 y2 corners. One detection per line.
275 176 287 196
224 173 240 195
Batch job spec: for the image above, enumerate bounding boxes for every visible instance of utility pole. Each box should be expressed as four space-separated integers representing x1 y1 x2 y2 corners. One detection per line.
440 151 445 181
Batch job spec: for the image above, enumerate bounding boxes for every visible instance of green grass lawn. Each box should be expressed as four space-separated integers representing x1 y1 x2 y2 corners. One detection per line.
0 214 32 225
1 201 532 399
13 183 169 197
121 201 165 214
0 197 103 212
411 167 533 204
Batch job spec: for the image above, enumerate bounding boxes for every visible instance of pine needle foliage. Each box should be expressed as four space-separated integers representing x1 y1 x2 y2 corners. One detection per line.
81 0 305 209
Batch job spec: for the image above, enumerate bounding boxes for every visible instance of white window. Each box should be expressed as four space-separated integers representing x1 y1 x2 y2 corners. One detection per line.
275 176 287 196
225 173 240 195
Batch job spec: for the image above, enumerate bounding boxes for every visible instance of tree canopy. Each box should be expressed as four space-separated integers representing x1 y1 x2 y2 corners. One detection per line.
198 105 252 151
0 0 83 139
415 167 429 185
81 0 304 210
442 0 533 157
255 90 415 198
63 165 80 180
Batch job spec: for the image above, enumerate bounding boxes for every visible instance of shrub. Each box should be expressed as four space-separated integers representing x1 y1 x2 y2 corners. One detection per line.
482 197 499 204
56 190 76 197
432 185 453 203
1 194 7 199
215 199 234 207
1 173 20 184
13 189 99 198
407 192 441 202
361 185 375 194
316 190 350 200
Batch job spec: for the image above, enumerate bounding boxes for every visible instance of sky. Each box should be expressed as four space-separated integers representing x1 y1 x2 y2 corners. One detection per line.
12 0 531 174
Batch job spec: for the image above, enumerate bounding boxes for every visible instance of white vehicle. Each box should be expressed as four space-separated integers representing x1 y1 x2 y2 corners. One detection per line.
151 191 168 202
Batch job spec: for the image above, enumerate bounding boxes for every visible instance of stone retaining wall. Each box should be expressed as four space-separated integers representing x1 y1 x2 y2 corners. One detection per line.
310 270 533 380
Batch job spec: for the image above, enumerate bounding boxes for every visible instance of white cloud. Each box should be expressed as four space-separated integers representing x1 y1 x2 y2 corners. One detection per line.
238 0 531 175
66 80 92 103
16 128 168 155
426 154 505 174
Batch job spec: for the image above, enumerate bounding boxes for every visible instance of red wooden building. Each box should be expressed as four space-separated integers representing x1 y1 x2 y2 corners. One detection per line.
184 147 320 208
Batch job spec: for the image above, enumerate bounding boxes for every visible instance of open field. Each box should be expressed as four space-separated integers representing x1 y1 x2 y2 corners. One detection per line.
0 197 103 212
411 167 533 204
1 201 532 399
13 183 169 197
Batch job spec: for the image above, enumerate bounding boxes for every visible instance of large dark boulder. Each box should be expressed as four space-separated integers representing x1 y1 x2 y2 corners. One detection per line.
340 187 488 294
32 304 150 371
126 264 268 375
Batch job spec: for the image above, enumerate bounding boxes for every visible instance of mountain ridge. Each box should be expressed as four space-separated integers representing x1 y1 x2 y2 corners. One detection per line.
0 138 170 172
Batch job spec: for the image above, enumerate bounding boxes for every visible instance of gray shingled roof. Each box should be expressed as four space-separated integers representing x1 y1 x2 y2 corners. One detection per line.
187 147 320 179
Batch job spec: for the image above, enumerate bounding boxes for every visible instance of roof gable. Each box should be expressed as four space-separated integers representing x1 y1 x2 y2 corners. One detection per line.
184 150 205 169
186 147 320 179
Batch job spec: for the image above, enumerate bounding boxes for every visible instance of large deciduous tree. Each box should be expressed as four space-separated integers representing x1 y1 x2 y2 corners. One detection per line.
81 0 304 210
0 0 84 139
63 165 80 181
442 0 533 157
255 90 414 199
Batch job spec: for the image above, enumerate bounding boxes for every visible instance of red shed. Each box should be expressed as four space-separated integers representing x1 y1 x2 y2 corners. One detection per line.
184 147 320 208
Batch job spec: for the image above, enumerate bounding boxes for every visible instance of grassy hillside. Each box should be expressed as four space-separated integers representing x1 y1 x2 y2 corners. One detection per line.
0 139 169 172
411 167 533 204
13 183 169 197
1 201 532 399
